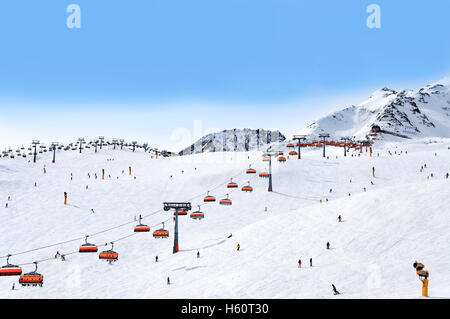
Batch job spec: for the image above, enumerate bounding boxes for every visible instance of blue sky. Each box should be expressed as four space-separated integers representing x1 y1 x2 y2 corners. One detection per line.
0 0 449 150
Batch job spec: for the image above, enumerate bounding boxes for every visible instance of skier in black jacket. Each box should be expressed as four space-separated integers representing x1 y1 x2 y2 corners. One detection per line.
332 284 340 295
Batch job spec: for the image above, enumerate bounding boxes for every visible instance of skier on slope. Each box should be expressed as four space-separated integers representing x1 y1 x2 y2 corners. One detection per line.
338 215 342 222
237 244 240 251
332 284 340 295
298 259 302 268
167 277 170 285
446 173 449 179
310 258 312 267
155 256 158 262
197 251 200 258
326 242 330 250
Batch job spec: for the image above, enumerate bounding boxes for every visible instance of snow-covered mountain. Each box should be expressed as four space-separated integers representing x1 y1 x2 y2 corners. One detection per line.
179 129 285 155
297 79 450 140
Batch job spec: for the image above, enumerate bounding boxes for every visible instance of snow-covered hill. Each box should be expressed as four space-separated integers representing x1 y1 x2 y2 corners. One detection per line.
0 137 449 298
179 129 285 155
297 79 450 141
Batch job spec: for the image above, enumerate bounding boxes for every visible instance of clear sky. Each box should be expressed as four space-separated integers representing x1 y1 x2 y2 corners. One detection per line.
0 0 449 151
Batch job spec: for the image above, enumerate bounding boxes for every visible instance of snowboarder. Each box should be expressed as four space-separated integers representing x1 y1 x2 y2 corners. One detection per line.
197 251 200 258
64 192 67 205
167 277 170 285
310 258 312 267
326 242 330 249
338 215 342 222
237 244 240 251
298 259 301 268
91 209 95 214
227 233 232 238
332 284 340 295
155 256 158 262
446 173 449 179
372 167 375 178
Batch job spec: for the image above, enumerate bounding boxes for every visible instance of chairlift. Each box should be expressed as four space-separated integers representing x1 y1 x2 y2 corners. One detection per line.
18 262 43 287
99 242 118 263
0 255 22 276
79 235 98 253
153 222 169 238
219 194 232 205
134 215 150 232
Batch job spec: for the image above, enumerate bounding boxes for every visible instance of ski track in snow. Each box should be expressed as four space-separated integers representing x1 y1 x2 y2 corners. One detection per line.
0 138 449 298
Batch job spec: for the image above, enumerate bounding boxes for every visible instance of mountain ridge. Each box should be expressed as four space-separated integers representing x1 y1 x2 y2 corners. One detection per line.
296 79 450 141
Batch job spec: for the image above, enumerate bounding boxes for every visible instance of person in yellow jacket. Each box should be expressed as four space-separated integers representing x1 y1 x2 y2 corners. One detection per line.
237 244 240 251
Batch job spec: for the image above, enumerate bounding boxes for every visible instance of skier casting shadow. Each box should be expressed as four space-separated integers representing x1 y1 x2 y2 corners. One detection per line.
332 284 341 295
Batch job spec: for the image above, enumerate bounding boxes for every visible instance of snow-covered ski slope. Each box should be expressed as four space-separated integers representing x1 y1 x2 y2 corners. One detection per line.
0 138 449 298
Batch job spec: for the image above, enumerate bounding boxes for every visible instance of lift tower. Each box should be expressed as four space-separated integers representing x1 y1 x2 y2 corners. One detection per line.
341 137 352 157
32 140 40 163
319 133 330 158
51 142 59 163
263 150 277 192
164 202 192 254
78 138 86 153
293 135 307 159
99 136 105 150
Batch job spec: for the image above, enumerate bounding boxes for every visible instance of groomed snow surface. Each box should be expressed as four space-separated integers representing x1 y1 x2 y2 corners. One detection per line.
0 138 449 298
